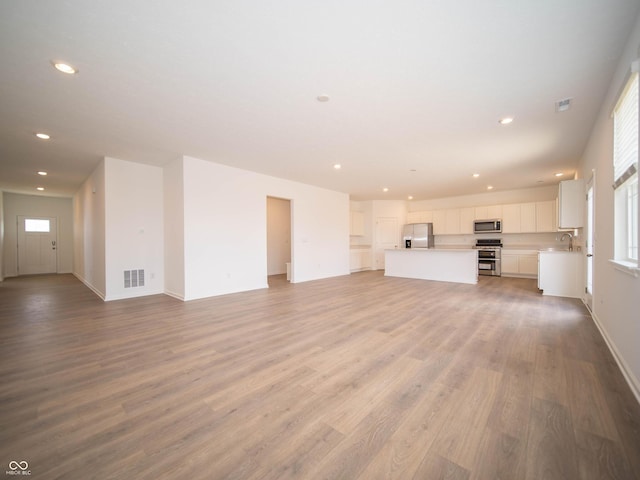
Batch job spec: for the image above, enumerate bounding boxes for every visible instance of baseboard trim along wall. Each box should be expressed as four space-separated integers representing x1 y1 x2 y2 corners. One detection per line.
587 303 640 405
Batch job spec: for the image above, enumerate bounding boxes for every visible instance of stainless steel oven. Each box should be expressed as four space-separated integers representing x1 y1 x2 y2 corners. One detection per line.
475 239 502 276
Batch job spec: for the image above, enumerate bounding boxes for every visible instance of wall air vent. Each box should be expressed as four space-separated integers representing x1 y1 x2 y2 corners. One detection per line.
555 98 572 113
124 269 145 288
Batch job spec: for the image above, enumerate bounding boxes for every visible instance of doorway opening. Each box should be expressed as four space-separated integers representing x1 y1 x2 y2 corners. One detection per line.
266 197 292 286
17 216 58 275
585 174 595 312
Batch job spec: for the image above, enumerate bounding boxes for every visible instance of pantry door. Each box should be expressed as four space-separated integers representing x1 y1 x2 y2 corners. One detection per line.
17 216 58 275
374 217 399 270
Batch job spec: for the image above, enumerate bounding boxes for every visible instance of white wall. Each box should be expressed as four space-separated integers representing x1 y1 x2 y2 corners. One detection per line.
578 14 640 400
408 185 558 211
163 158 185 300
73 161 106 298
267 196 291 276
3 192 74 277
103 157 164 301
182 156 349 300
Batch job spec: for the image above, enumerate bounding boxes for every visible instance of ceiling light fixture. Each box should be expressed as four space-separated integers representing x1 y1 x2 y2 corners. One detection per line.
472 173 480 178
52 62 77 74
498 117 514 125
408 195 414 200
333 164 341 170
382 187 389 192
487 185 494 190
37 187 45 191
38 171 48 176
555 172 564 177
35 133 50 140
317 94 330 102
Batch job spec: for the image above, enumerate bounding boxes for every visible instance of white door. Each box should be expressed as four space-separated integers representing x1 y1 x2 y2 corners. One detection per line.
585 177 595 311
17 216 58 275
374 217 398 270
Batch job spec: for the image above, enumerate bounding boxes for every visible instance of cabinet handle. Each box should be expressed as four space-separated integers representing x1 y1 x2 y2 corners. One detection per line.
586 254 593 257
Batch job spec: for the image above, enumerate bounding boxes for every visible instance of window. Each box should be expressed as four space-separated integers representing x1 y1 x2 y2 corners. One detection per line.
24 218 50 233
613 70 639 267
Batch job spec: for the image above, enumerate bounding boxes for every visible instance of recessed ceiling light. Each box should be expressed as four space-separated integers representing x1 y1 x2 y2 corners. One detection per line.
333 164 341 170
382 187 389 192
555 172 564 177
35 133 50 140
52 62 77 74
37 187 45 191
472 173 480 178
487 185 494 190
498 117 514 125
38 171 48 176
408 195 414 200
317 94 330 102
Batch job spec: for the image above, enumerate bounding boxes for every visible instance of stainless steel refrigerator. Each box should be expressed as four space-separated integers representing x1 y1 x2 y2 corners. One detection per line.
402 223 434 248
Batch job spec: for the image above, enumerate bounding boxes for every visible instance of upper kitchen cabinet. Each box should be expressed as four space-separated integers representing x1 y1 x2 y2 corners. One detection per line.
350 211 365 236
459 207 475 234
535 200 557 232
407 210 433 224
474 205 502 220
558 179 585 229
502 203 537 233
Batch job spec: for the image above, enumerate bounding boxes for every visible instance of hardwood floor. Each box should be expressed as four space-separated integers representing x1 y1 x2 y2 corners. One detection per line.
1 272 639 479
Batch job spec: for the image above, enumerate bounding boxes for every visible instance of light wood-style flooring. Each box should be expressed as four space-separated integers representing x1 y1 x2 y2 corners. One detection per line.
1 272 639 479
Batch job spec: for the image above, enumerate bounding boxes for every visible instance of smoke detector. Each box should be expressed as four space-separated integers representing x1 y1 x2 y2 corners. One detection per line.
555 98 572 112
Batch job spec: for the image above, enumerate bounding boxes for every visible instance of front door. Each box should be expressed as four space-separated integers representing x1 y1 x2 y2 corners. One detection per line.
374 217 398 270
17 216 58 275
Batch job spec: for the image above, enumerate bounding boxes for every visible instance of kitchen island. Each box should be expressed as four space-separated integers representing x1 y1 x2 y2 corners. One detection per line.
384 248 478 284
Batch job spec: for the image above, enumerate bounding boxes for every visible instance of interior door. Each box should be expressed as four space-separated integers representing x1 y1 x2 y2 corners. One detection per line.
17 216 58 275
374 217 399 270
585 176 594 311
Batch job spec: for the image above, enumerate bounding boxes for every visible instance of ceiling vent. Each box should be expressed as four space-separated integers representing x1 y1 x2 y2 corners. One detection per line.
555 98 572 113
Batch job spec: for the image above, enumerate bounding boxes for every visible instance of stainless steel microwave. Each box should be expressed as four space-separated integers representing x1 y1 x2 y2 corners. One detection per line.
474 219 502 234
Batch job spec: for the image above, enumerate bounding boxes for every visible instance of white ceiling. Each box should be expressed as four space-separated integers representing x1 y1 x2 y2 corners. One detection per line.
1 1 639 201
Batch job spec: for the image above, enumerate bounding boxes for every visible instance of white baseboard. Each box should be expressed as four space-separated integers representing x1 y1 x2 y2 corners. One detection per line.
586 301 640 405
72 272 106 301
164 290 185 301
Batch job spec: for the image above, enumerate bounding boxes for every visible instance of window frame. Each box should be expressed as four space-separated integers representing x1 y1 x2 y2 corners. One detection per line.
611 67 640 273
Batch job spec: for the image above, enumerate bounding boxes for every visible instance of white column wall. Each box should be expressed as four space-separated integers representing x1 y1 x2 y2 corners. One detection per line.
163 158 186 300
182 156 349 300
103 157 164 301
73 160 107 298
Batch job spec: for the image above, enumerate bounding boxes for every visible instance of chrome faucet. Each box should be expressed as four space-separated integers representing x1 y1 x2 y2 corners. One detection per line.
560 233 573 251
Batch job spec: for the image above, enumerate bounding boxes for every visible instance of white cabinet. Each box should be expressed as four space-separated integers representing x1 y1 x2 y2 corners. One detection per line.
407 211 433 224
501 250 538 277
350 211 365 236
475 204 502 220
558 179 585 228
502 204 521 233
350 249 372 272
432 210 447 235
502 203 537 233
535 200 556 232
519 254 538 275
406 211 421 223
521 203 537 232
460 207 475 234
538 251 583 298
445 209 461 234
